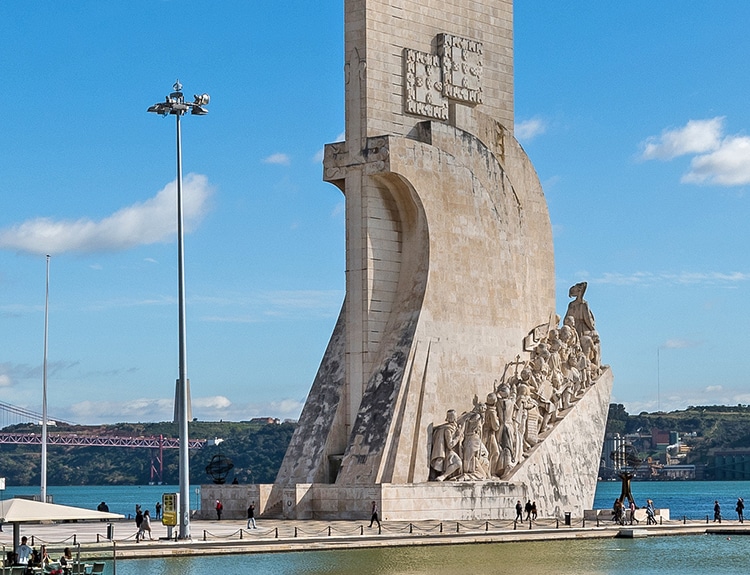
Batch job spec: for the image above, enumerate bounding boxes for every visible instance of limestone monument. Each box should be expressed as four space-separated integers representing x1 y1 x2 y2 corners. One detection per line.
271 0 613 521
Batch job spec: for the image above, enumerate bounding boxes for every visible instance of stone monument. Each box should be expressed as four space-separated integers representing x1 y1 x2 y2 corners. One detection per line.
270 0 613 521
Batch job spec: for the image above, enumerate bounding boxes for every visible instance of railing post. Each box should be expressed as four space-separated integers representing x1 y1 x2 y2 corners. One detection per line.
528 519 532 530
683 516 686 525
439 522 443 533
485 521 489 531
240 529 243 540
295 526 298 538
513 519 517 530
556 518 559 529
360 525 363 535
456 522 460 533
409 523 413 534
72 535 76 545
275 527 279 539
203 530 207 541
328 526 331 536
378 524 381 535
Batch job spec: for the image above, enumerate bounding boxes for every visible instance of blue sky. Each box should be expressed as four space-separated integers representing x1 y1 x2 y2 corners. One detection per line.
1 2 749 425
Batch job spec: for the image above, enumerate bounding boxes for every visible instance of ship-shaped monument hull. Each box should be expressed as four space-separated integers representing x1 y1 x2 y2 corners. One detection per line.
271 0 612 521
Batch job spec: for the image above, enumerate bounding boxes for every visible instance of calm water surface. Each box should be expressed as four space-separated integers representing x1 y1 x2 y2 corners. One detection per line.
107 535 749 575
3 482 749 574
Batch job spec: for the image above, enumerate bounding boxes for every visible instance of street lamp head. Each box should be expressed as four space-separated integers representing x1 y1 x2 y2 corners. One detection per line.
148 83 209 116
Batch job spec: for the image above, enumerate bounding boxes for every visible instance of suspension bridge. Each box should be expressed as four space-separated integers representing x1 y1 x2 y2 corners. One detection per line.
0 400 207 483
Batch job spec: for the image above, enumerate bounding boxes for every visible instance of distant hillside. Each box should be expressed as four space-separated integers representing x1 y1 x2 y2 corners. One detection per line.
606 403 750 464
0 421 296 486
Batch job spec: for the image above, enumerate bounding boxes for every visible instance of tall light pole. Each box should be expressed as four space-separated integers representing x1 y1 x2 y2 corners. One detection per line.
148 80 209 539
41 254 50 503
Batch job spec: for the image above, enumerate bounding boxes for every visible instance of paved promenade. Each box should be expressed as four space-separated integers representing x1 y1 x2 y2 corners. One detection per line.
1 517 748 562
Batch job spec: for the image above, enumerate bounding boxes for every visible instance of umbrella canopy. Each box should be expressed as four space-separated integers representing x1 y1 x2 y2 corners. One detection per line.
0 498 122 523
0 497 123 551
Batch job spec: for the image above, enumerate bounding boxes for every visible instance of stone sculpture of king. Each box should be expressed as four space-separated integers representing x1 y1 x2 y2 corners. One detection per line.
271 0 613 521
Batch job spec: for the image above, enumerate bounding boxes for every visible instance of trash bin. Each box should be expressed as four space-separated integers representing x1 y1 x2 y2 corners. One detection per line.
106 523 114 540
564 512 571 526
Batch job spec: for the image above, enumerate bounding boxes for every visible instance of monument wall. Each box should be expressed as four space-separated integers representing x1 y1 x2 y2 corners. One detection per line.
269 0 612 520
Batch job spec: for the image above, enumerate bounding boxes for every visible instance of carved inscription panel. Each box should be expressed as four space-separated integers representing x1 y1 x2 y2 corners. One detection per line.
404 48 449 121
404 34 483 120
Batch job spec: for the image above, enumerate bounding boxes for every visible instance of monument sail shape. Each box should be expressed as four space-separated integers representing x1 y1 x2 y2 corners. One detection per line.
272 0 613 520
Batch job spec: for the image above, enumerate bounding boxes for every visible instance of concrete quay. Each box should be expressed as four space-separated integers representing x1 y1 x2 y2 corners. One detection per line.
1 517 749 562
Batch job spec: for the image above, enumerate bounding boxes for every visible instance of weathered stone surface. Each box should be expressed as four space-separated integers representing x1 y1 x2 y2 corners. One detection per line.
268 0 613 521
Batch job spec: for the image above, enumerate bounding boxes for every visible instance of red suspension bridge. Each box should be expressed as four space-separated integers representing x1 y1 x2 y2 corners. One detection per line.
0 400 207 483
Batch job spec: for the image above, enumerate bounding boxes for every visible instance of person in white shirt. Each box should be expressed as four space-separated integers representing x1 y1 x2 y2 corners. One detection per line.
15 536 32 565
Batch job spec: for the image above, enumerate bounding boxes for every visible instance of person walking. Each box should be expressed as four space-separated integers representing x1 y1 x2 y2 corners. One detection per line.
736 497 744 523
247 501 257 529
135 507 144 542
368 501 381 529
141 510 154 540
515 500 523 522
713 500 722 523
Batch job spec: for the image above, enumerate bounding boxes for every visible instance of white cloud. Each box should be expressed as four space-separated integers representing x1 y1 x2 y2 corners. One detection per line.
704 385 723 393
661 339 701 350
262 153 291 166
515 117 546 141
0 374 11 387
594 271 750 287
641 117 724 160
640 117 750 186
682 136 750 185
192 396 232 410
0 174 213 256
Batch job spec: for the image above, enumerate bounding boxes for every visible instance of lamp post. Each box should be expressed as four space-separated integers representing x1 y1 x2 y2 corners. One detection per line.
148 80 209 539
41 254 50 504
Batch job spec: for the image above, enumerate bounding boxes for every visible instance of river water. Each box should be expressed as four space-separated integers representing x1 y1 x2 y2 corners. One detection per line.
2 482 748 574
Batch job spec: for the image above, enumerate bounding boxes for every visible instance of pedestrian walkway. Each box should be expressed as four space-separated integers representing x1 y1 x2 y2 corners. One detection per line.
1 517 749 562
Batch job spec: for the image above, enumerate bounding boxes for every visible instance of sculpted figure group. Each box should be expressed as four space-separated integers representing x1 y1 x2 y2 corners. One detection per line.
429 283 602 482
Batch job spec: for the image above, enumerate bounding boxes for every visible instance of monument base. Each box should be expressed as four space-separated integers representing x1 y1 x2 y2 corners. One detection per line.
237 369 612 521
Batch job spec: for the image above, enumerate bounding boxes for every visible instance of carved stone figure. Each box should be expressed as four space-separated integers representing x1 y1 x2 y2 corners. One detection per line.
483 393 501 475
565 282 596 339
426 283 604 482
459 410 491 480
430 410 463 481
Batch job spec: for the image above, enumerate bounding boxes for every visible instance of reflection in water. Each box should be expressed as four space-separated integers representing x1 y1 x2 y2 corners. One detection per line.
110 535 750 575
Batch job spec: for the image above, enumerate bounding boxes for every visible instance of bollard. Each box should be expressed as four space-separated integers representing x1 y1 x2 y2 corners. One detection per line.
439 522 443 533
295 527 298 538
97 534 100 543
275 527 279 539
72 535 76 546
513 519 517 531
203 530 207 541
240 529 243 540
596 516 600 527
660 516 663 525
360 525 363 536
409 523 413 534
378 524 381 535
706 515 709 524
528 519 532 530
582 517 585 528
556 518 559 529
683 516 686 525
328 526 331 536
485 521 489 532
456 522 460 533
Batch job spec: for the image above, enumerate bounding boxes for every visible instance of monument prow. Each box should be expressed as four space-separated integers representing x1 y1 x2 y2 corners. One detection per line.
272 0 612 521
